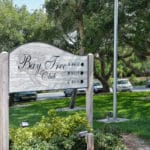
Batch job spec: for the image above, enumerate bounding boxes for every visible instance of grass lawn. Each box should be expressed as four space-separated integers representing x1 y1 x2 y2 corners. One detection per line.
9 92 150 139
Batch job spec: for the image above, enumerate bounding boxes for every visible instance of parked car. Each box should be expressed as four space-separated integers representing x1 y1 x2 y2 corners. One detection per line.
64 88 86 97
116 78 133 92
146 80 150 88
64 81 103 97
9 91 37 103
77 88 86 95
93 82 103 93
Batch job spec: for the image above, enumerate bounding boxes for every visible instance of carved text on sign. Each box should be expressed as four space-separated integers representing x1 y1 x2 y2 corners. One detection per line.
17 54 86 82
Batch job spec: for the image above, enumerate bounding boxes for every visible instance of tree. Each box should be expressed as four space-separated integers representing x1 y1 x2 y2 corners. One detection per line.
83 1 115 92
0 0 23 52
45 0 87 55
84 0 150 91
0 0 55 52
117 0 150 77
120 0 150 57
45 0 150 94
45 0 121 92
45 0 89 108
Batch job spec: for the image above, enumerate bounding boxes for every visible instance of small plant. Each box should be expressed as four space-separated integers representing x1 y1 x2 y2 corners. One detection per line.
102 124 122 137
94 129 125 150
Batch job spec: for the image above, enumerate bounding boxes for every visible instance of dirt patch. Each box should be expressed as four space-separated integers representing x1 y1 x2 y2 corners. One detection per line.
138 97 150 101
122 134 150 150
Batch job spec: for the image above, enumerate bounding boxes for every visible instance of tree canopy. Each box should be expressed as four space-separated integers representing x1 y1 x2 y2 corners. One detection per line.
0 0 53 52
0 0 149 91
45 0 150 91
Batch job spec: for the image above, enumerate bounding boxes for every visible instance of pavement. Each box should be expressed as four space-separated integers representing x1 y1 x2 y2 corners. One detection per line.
37 91 65 100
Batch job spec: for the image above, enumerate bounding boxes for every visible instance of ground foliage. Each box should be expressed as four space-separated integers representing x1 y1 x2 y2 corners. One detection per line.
10 110 125 149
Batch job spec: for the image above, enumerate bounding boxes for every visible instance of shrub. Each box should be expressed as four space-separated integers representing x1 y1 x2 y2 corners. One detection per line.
10 110 125 149
10 110 90 150
94 129 125 150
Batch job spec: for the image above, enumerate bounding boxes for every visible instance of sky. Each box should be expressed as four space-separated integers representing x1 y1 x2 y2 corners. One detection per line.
13 0 45 11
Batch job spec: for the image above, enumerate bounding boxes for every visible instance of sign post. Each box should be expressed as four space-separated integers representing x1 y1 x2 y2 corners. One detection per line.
0 52 9 150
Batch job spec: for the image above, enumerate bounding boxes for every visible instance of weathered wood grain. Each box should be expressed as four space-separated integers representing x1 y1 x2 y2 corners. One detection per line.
0 52 9 150
9 42 88 93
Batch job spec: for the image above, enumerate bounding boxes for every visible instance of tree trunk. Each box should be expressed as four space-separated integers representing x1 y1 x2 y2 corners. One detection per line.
94 56 113 93
101 79 110 92
69 89 77 109
69 14 85 109
78 17 84 55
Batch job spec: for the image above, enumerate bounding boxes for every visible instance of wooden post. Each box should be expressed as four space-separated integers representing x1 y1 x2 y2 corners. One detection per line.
86 133 94 150
0 52 9 150
86 54 93 127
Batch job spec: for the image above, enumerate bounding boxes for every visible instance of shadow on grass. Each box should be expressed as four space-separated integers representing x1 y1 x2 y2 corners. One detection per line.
9 98 71 128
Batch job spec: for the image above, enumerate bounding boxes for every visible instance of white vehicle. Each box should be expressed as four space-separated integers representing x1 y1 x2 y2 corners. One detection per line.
93 82 103 93
116 78 133 92
64 81 103 97
64 88 86 97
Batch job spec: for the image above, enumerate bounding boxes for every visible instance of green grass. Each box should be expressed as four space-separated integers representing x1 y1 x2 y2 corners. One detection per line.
10 92 150 139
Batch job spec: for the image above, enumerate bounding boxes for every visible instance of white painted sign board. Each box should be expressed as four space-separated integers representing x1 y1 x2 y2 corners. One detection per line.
9 43 88 93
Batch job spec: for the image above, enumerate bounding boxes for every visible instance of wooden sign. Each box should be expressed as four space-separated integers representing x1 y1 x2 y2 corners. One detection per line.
9 42 88 93
0 43 93 149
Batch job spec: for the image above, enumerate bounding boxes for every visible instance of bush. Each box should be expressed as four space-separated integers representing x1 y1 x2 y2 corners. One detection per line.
10 110 90 150
94 125 125 150
94 130 125 150
10 110 125 150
